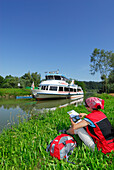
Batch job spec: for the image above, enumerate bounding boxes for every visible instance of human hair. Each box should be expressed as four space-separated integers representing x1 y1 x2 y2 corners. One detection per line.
97 105 101 109
85 100 89 107
93 105 101 110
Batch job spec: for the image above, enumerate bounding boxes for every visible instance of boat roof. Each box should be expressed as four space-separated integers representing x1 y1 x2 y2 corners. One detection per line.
45 73 69 80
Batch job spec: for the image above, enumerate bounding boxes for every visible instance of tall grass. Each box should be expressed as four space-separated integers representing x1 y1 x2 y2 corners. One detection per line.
0 88 31 97
0 94 114 169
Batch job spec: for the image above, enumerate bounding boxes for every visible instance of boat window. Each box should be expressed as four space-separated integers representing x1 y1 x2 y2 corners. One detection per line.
59 86 63 91
55 76 61 80
49 86 57 91
47 76 54 80
70 88 73 92
46 86 48 90
41 86 46 90
74 89 76 92
41 86 49 90
64 87 69 92
77 88 81 92
62 77 67 81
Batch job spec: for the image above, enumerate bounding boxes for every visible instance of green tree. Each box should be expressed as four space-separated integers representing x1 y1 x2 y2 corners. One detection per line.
2 75 12 88
108 70 114 93
2 76 19 88
20 71 41 88
109 53 114 68
21 71 32 87
101 74 106 92
108 70 114 84
90 48 113 92
83 81 102 91
21 71 31 81
0 75 4 87
74 80 85 93
31 72 41 86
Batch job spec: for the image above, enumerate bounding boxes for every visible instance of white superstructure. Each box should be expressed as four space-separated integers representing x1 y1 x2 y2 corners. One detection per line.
31 71 84 100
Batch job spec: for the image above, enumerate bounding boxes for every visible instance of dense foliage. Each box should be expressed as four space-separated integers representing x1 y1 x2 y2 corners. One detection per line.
90 48 114 92
83 81 102 91
0 72 41 89
0 94 114 169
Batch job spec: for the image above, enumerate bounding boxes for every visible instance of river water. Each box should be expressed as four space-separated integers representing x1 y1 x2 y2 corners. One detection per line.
0 93 93 133
0 97 85 132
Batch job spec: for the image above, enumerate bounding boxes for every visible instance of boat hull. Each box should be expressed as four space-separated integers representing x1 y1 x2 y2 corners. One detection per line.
32 90 84 100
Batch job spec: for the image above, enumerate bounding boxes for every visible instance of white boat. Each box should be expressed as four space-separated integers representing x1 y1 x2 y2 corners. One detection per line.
31 71 84 100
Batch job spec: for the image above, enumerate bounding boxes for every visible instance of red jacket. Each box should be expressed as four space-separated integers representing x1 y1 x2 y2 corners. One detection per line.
85 110 114 154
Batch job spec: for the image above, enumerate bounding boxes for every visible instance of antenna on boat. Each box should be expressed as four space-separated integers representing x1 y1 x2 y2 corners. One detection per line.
48 70 59 74
56 69 59 74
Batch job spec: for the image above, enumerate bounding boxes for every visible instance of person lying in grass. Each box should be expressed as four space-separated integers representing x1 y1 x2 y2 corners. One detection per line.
67 97 114 154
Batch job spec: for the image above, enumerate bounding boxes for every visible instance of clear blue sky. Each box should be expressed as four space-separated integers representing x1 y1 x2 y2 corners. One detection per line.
0 0 114 81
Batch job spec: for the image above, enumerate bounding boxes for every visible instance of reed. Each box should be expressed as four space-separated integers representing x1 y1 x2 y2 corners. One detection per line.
0 94 114 169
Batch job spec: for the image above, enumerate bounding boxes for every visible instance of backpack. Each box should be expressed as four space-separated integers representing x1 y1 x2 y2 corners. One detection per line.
46 134 77 163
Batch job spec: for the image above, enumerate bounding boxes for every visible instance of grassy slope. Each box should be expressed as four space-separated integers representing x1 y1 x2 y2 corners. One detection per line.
0 94 114 169
0 88 31 96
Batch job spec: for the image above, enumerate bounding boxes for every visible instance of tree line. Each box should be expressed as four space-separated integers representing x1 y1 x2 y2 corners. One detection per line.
0 72 113 93
0 48 113 93
0 72 41 88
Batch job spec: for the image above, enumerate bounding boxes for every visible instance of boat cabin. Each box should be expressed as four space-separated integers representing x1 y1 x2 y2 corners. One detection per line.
39 84 82 92
45 73 68 81
38 72 83 93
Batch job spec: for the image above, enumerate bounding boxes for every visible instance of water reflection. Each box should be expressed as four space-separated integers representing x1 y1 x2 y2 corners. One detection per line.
0 97 84 132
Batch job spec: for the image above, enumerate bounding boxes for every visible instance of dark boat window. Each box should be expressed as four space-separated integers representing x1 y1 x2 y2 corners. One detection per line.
77 88 81 92
59 87 63 91
50 86 57 91
47 76 53 80
70 88 73 92
64 87 69 92
63 77 67 81
74 89 76 92
55 76 61 80
41 86 46 90
41 86 48 90
46 86 48 90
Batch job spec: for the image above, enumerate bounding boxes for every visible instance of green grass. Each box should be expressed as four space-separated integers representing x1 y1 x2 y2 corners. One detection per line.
0 88 31 97
0 94 114 169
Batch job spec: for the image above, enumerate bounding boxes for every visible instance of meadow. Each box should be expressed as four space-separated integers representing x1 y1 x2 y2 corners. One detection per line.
0 94 114 170
0 88 31 97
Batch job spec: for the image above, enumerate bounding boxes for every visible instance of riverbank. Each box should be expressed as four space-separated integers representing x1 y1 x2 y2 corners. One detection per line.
109 93 114 97
0 94 114 169
0 88 32 99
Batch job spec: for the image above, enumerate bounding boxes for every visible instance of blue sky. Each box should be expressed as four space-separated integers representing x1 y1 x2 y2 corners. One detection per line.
0 0 114 81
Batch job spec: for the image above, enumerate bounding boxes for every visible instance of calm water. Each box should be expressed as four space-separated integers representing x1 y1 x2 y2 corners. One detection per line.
0 97 85 132
0 93 93 132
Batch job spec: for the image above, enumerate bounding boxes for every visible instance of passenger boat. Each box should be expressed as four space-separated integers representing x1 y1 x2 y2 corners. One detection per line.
31 71 84 100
